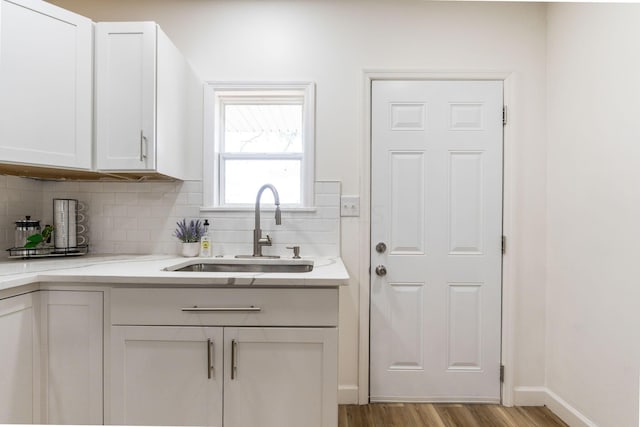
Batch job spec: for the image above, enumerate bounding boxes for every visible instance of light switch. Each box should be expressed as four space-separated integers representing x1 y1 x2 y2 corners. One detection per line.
341 195 360 217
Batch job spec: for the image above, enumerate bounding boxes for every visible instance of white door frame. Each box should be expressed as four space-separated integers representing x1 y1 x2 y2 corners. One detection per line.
358 70 517 406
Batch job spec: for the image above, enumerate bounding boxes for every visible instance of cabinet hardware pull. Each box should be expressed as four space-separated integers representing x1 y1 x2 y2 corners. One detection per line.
231 339 238 380
140 130 147 161
181 306 262 312
207 339 213 379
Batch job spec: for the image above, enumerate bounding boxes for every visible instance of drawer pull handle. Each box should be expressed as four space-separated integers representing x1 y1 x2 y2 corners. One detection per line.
182 306 262 312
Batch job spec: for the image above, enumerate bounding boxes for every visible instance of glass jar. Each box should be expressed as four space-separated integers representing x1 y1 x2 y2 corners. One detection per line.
14 216 41 248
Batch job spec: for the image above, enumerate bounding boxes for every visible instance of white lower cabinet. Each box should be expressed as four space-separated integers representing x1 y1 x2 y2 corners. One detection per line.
224 327 337 427
40 291 103 425
109 287 339 427
0 292 39 424
110 326 223 427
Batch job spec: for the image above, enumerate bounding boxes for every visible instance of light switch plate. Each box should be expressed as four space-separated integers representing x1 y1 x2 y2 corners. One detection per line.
341 195 360 217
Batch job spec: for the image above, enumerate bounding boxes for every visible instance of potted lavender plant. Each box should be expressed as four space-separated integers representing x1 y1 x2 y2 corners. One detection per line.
174 218 205 257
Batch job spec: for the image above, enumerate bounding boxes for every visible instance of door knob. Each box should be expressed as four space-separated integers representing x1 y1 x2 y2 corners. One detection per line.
375 242 387 253
375 265 387 277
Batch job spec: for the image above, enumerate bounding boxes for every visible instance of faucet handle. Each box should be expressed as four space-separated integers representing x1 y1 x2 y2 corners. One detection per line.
286 246 301 259
257 234 272 247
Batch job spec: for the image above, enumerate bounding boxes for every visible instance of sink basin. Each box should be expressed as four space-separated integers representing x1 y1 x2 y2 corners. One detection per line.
164 258 314 273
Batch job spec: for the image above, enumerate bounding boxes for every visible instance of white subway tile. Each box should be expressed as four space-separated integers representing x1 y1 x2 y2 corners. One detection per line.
117 217 139 230
187 192 203 206
315 193 340 207
180 181 202 193
138 192 166 204
78 182 102 193
103 229 126 241
115 192 139 205
213 230 251 243
210 218 253 231
127 229 150 242
172 205 200 218
113 241 138 254
127 205 151 217
91 192 116 204
103 204 128 217
316 206 340 219
149 182 177 193
102 182 128 193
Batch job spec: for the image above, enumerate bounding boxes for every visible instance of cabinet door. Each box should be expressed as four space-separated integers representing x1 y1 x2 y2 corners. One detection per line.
224 327 338 427
0 293 39 424
95 22 156 171
40 291 103 425
0 0 92 169
111 326 223 427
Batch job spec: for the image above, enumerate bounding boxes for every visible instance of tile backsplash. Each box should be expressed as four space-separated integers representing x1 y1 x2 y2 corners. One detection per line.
27 179 341 257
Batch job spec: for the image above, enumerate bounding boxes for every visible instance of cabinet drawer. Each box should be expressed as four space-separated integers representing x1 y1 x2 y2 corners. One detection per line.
111 288 338 327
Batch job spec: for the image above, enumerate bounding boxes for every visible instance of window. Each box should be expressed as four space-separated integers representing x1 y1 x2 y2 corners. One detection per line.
203 83 315 208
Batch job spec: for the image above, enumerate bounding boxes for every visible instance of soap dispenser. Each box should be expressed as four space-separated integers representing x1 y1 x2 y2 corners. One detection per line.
200 219 212 257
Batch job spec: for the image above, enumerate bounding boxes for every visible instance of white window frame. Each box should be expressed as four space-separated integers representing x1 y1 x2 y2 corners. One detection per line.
202 82 315 210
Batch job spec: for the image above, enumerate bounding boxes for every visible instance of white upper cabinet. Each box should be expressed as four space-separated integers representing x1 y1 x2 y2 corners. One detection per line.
95 22 202 180
0 0 93 170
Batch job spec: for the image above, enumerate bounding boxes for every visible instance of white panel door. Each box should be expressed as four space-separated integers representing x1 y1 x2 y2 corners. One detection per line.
95 22 156 171
224 327 338 427
370 80 503 402
40 290 103 424
0 293 39 423
111 326 223 427
0 0 92 169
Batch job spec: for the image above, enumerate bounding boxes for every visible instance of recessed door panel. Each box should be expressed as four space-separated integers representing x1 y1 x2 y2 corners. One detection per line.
388 283 425 370
449 151 484 254
390 152 425 255
447 283 482 370
390 103 426 131
449 103 484 130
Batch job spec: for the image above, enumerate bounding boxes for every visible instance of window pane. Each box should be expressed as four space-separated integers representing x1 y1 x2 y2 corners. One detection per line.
223 104 303 153
224 159 301 205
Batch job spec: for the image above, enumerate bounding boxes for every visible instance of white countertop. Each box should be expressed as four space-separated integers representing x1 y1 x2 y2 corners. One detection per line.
0 254 350 293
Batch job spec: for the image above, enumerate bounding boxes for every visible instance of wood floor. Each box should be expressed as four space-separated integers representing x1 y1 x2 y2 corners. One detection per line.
339 403 568 427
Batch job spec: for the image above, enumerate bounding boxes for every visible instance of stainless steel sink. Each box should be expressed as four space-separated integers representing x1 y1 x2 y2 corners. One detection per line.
164 258 314 273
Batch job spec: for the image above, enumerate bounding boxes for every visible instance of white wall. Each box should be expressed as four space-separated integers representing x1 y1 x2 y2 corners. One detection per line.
47 0 549 403
546 4 640 426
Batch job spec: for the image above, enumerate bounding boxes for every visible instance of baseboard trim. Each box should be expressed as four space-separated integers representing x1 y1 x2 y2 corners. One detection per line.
545 388 599 427
339 385 359 404
513 386 547 406
512 386 599 427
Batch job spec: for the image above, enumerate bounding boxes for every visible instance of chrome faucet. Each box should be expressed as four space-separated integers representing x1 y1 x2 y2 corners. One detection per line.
251 184 282 258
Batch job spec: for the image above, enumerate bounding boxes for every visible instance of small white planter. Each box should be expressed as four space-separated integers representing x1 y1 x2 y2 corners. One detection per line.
180 242 200 257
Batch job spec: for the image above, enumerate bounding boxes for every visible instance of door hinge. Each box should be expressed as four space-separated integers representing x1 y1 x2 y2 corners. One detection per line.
500 365 505 382
501 236 506 255
502 106 507 126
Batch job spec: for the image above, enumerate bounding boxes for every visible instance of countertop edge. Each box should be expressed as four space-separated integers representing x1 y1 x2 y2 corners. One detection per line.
0 255 349 295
